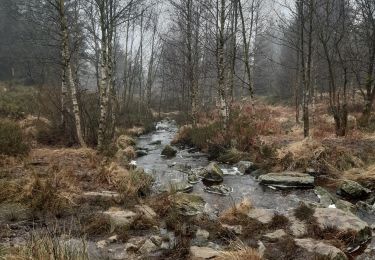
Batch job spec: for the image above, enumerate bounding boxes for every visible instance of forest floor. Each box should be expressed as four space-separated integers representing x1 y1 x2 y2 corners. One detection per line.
0 98 375 260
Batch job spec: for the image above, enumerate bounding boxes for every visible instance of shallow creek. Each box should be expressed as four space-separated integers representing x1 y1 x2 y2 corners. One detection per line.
136 120 319 213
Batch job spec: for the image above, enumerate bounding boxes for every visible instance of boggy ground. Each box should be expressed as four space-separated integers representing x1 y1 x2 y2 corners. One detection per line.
0 99 374 260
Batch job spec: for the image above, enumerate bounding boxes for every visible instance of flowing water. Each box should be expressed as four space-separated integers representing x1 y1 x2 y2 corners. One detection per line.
135 119 319 214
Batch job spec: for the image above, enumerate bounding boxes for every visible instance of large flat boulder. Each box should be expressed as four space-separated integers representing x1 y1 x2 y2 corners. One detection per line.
295 238 348 260
313 208 372 247
259 171 314 189
247 208 276 225
189 246 219 260
103 208 137 231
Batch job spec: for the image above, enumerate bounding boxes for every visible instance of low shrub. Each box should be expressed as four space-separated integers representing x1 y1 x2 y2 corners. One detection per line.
115 168 154 199
35 121 65 146
0 119 29 156
294 203 315 222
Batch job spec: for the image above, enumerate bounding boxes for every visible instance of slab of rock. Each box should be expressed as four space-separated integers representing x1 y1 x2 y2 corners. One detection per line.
259 171 315 189
262 229 287 242
189 246 220 260
339 180 371 199
134 204 158 222
172 193 205 216
161 145 177 158
202 162 224 185
203 184 233 196
149 140 162 145
193 228 210 246
315 187 335 207
313 208 372 247
247 208 276 225
221 224 242 235
335 199 356 213
103 209 137 230
295 238 348 260
286 211 308 237
138 239 159 254
81 191 121 203
236 161 256 174
136 150 148 157
169 180 194 193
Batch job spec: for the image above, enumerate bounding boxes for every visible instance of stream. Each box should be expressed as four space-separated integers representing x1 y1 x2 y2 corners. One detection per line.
134 119 375 258
135 119 319 213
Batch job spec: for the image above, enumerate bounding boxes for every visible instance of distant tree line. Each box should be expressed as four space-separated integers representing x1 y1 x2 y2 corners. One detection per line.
0 0 374 148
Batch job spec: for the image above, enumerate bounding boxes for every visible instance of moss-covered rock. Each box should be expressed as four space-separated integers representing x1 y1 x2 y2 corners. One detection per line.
338 180 371 199
172 193 205 216
161 145 177 158
202 162 223 185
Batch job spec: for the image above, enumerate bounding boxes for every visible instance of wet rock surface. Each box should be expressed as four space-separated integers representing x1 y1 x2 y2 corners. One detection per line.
259 171 315 189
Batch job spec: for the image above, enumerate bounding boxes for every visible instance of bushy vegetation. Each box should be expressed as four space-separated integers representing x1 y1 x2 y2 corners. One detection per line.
0 119 29 156
0 85 37 119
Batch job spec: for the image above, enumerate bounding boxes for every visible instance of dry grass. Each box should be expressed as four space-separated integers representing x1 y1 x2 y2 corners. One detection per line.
116 135 136 150
344 163 375 189
263 235 299 260
294 203 315 222
4 232 88 260
220 198 253 223
81 213 111 237
219 241 262 260
115 167 154 199
125 126 145 136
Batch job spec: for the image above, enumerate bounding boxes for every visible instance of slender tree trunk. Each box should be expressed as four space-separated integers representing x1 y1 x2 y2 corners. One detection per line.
59 0 86 147
217 0 229 128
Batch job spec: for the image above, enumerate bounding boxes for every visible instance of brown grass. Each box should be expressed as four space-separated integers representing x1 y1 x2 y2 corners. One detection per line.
81 214 111 237
294 203 315 222
220 198 253 223
3 232 88 260
263 235 299 260
219 241 262 260
267 214 290 230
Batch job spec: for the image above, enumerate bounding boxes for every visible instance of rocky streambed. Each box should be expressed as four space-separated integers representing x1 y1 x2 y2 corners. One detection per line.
131 119 375 259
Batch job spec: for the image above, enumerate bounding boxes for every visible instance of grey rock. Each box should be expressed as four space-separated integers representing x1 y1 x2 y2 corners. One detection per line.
339 180 371 199
236 161 256 174
259 171 315 189
172 193 205 216
203 184 233 196
161 145 177 158
149 140 162 145
313 208 372 247
262 229 287 242
103 209 138 231
315 187 335 207
221 224 243 235
138 239 159 254
193 228 210 246
202 162 224 185
134 204 158 222
295 238 348 260
190 246 219 260
247 208 276 225
136 150 148 157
